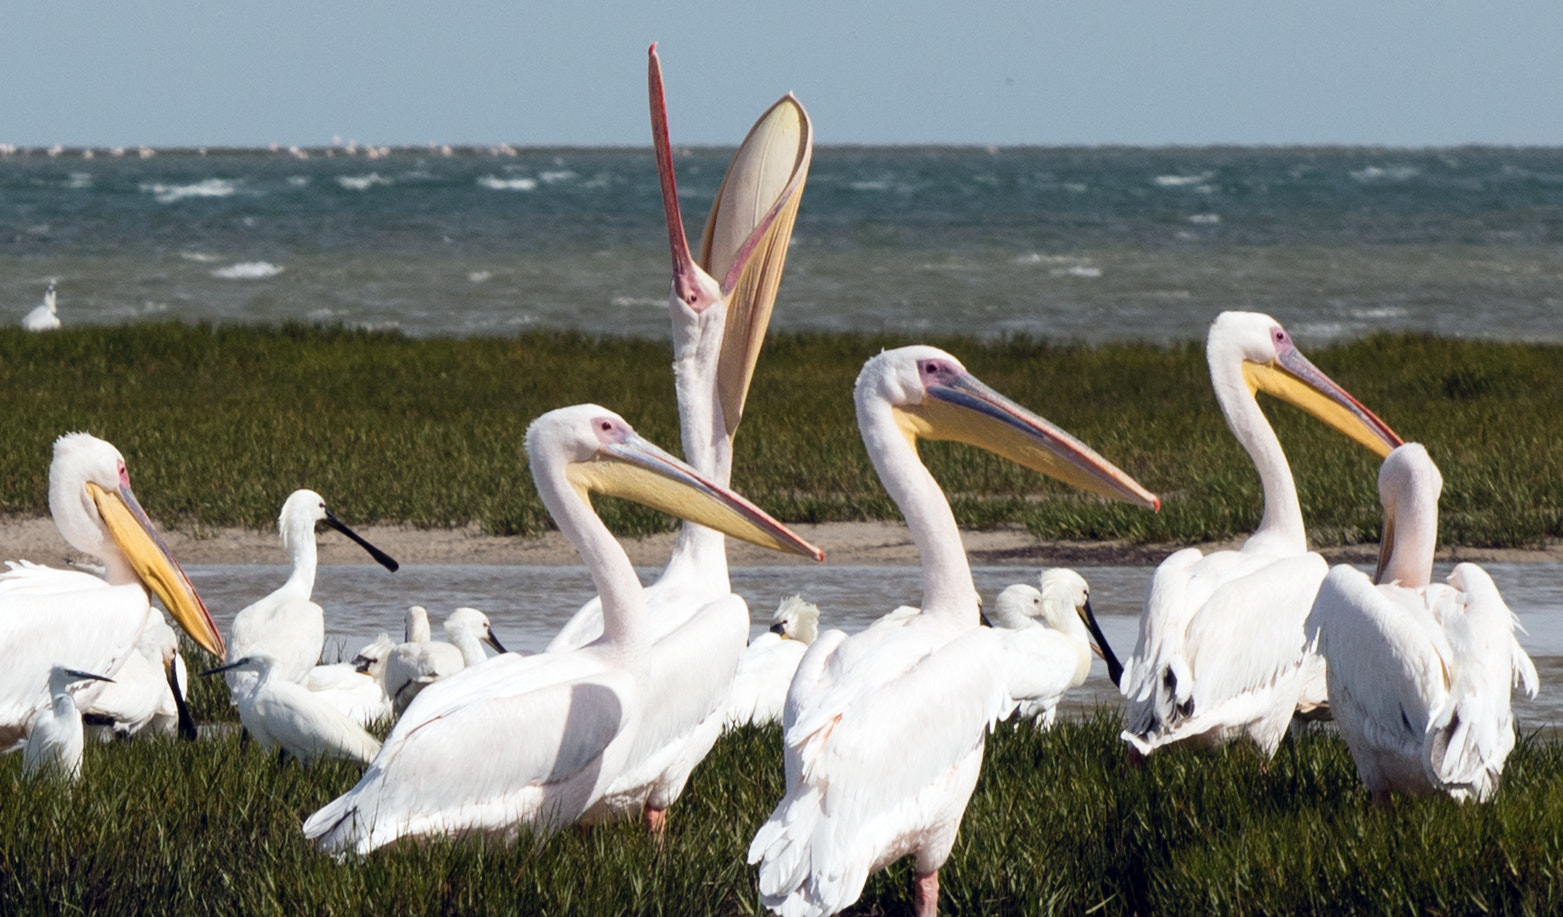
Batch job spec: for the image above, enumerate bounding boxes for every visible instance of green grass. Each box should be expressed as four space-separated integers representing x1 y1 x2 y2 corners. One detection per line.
4 714 1562 914
1 323 1559 548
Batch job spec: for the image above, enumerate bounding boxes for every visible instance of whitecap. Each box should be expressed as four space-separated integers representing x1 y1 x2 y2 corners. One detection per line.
478 175 537 191
1354 306 1409 319
212 261 284 280
1014 253 1076 266
1052 265 1101 279
611 296 663 309
338 173 392 191
287 176 311 187
179 251 219 263
539 170 576 183
67 173 93 189
849 180 890 191
1350 165 1419 183
468 271 492 283
140 178 238 203
1154 172 1214 188
1187 213 1221 224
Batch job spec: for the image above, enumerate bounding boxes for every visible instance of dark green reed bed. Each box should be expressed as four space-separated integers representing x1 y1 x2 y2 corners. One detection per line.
4 715 1562 915
0 322 1558 549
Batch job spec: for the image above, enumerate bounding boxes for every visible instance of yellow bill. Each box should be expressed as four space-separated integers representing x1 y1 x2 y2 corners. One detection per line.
1241 345 1403 459
87 481 225 657
566 431 823 561
896 372 1160 511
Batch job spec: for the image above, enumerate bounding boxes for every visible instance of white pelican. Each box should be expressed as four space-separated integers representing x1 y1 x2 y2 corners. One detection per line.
383 607 508 715
0 433 225 750
203 652 382 765
546 44 812 653
23 666 113 780
1120 311 1404 759
304 633 395 727
725 595 821 728
22 281 60 331
749 347 1158 917
81 609 196 741
987 569 1123 730
1306 443 1538 802
303 404 821 854
225 489 398 703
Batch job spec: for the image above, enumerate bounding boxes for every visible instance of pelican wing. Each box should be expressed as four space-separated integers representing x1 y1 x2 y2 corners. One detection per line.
0 563 149 747
1308 565 1452 788
304 651 634 854
751 626 1008 916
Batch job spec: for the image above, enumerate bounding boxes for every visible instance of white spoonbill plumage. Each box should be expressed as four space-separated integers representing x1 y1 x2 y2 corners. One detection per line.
22 281 60 331
23 666 114 780
303 405 821 855
1120 311 1404 760
383 607 508 715
0 433 224 751
1306 443 1537 802
749 346 1158 917
725 595 821 728
225 489 399 703
304 633 395 727
204 652 382 765
987 569 1124 729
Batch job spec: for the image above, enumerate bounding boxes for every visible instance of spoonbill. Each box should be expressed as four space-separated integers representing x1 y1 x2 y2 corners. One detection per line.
303 404 821 854
23 666 114 780
304 633 395 727
22 281 59 331
725 595 820 728
0 433 224 751
383 607 507 715
203 652 382 765
749 346 1158 917
1120 311 1403 759
225 489 399 703
1306 443 1537 802
987 569 1123 729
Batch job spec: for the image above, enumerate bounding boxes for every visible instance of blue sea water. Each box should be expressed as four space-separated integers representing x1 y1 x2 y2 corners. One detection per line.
3 145 1561 342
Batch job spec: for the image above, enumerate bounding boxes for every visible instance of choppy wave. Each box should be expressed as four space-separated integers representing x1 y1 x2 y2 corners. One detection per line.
338 173 393 191
477 175 537 191
1154 172 1214 188
211 261 283 280
1351 165 1420 183
140 178 239 203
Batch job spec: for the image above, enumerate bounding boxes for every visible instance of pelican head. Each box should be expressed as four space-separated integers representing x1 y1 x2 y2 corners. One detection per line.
279 488 400 572
857 346 1160 510
1039 567 1123 684
525 404 823 561
1372 443 1443 588
767 594 820 643
650 43 812 437
1210 311 1403 459
48 433 225 657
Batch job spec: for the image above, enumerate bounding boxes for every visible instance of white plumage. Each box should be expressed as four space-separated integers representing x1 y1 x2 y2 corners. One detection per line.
750 347 1157 917
987 569 1121 729
1307 443 1538 802
383 607 506 715
226 489 398 704
22 281 60 331
207 652 382 765
726 596 820 728
80 609 194 741
304 633 396 727
23 665 113 780
1120 312 1402 759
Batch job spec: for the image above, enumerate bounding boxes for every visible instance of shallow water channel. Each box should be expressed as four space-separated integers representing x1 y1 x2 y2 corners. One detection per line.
188 562 1563 732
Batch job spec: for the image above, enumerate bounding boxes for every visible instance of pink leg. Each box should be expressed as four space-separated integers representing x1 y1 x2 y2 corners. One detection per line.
913 869 939 917
644 806 667 838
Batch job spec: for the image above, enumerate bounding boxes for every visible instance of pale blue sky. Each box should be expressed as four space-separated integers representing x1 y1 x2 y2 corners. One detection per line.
5 1 1561 148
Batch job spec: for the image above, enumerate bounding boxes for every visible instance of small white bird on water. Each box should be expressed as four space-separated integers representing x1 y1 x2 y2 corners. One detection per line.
204 652 382 765
22 282 60 331
225 489 399 704
725 595 821 728
24 665 114 780
985 570 1124 730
